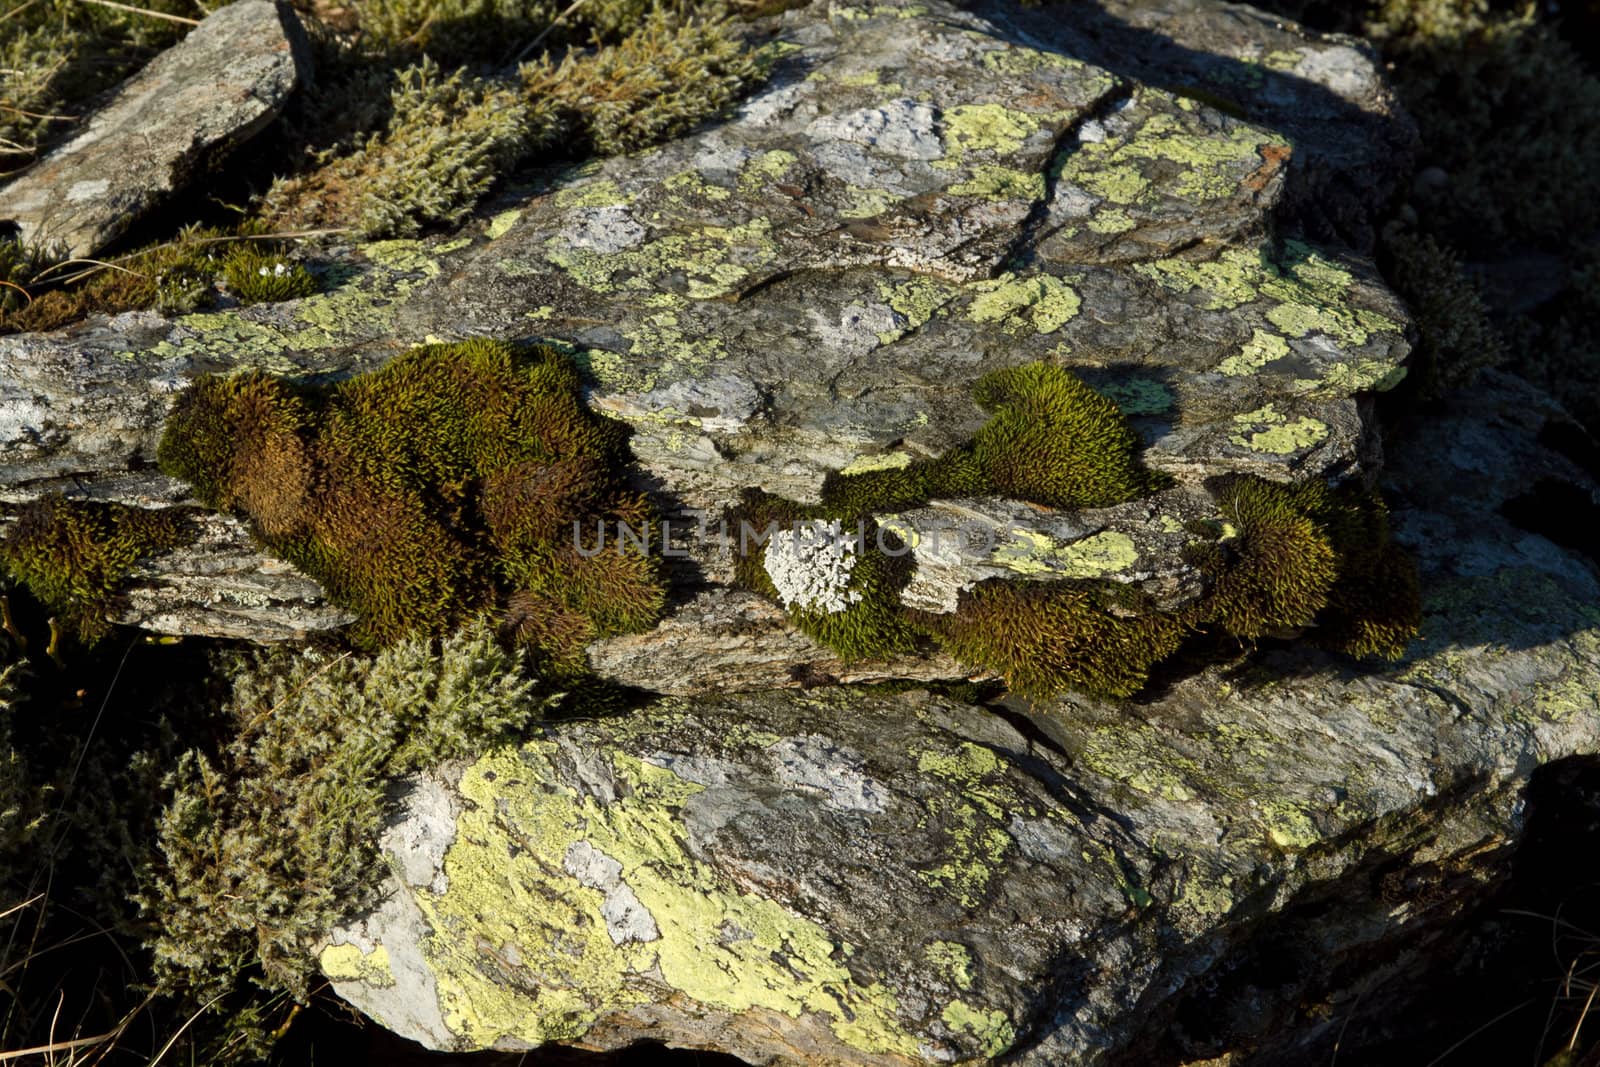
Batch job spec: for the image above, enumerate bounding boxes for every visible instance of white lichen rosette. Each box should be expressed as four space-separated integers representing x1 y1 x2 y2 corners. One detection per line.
763 519 865 615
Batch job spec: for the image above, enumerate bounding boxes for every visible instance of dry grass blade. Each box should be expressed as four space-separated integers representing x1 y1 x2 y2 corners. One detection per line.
0 1030 117 1062
512 0 592 63
0 0 42 27
67 0 200 25
144 993 225 1067
0 897 41 924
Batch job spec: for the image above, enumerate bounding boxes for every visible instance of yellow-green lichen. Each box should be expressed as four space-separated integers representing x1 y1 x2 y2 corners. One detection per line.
1229 404 1329 454
1057 92 1285 208
913 744 1016 909
941 103 1039 156
1087 208 1138 234
840 185 900 218
877 275 958 335
923 940 974 991
545 219 777 299
486 209 523 239
738 149 796 194
966 274 1080 334
1258 798 1320 850
947 164 1046 201
553 178 634 210
320 943 396 987
1218 328 1290 377
991 529 1138 579
980 47 1097 79
1138 240 1402 349
621 310 727 371
941 1000 1016 1058
840 452 915 476
415 745 922 1054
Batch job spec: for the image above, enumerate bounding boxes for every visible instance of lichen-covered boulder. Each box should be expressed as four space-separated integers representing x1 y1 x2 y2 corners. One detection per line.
0 0 1411 670
0 1 310 258
320 372 1600 1065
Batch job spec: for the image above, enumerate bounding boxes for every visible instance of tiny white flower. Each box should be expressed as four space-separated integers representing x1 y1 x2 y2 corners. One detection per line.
764 519 865 615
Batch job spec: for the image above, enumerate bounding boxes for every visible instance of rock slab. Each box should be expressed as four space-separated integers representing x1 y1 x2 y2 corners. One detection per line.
320 374 1600 1066
0 1 308 258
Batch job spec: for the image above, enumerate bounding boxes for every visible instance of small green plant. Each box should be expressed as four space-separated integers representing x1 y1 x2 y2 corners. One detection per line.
0 235 67 313
221 243 319 304
145 622 557 1003
0 496 192 644
158 338 666 662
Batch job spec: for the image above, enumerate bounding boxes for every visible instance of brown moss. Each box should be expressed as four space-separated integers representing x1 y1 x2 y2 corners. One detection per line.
158 338 666 662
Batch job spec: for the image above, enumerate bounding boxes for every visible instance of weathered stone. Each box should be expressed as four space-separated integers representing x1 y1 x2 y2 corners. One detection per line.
319 373 1600 1065
0 0 1412 660
0 1 309 258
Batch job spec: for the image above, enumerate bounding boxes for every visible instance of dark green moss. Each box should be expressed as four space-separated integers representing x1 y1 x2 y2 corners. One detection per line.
917 580 1187 700
221 244 319 304
0 496 192 644
820 363 1169 518
730 489 920 660
158 338 665 661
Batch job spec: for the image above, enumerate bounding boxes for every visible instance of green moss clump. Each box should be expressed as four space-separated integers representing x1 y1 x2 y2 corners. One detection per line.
158 338 665 662
966 363 1173 508
819 363 1169 517
0 225 231 333
145 623 556 1002
1382 228 1503 394
918 581 1186 700
1186 477 1420 659
0 496 192 644
731 490 920 660
220 244 319 304
1197 478 1341 640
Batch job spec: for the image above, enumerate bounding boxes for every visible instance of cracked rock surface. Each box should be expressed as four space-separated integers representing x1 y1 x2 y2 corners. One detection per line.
1 0 1409 678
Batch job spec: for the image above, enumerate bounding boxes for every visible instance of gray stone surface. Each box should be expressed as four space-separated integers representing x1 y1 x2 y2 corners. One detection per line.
0 1 308 257
318 369 1600 1064
0 0 1411 670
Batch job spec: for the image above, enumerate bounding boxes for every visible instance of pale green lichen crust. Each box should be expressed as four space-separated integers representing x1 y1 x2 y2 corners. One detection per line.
410 742 923 1055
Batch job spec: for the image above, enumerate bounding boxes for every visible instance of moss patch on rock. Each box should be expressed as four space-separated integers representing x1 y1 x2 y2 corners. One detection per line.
158 338 665 665
0 495 192 644
734 363 1418 698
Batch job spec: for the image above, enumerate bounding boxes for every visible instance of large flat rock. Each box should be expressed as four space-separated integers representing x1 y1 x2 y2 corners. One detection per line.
0 0 308 258
318 371 1600 1064
0 0 1410 666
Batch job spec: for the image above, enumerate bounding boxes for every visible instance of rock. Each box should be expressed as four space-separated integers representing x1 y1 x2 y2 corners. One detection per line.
980 0 1419 250
318 371 1600 1065
0 0 1412 662
0 1 309 258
